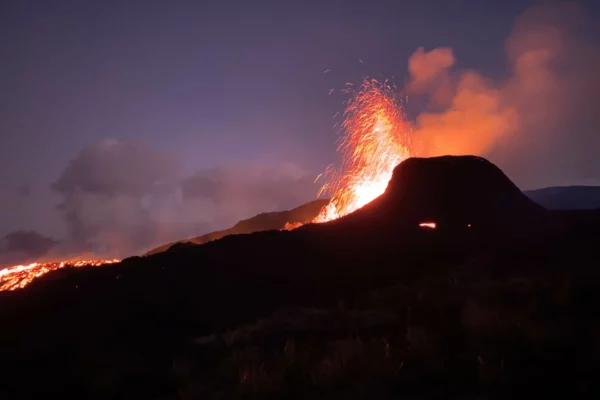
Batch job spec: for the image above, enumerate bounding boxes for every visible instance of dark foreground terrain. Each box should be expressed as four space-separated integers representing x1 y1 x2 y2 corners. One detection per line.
1 156 600 399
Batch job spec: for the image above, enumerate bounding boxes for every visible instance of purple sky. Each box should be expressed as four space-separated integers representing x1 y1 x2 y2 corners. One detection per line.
1 0 599 265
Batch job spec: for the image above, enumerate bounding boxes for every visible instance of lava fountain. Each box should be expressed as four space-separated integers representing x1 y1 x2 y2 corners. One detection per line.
314 78 412 222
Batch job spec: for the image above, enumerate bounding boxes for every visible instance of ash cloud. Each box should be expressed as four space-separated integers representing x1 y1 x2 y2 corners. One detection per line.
409 2 600 189
44 139 317 262
51 139 183 258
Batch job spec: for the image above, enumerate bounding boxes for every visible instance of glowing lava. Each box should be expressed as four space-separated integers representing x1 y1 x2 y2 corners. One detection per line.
0 259 120 292
314 79 412 222
419 222 437 229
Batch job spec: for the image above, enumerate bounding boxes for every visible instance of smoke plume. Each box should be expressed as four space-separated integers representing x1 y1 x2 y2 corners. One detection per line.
0 230 59 267
46 139 317 261
409 2 600 189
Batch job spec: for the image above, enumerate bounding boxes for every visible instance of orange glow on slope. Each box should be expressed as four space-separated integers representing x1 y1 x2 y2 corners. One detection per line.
314 79 412 222
419 222 437 229
0 259 120 292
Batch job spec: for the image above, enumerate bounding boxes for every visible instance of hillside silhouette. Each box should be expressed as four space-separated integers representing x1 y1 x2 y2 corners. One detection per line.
1 155 600 399
525 185 600 210
146 199 328 255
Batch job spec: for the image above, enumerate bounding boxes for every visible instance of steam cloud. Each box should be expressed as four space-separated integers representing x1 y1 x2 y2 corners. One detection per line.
51 139 182 258
37 139 317 261
409 2 600 189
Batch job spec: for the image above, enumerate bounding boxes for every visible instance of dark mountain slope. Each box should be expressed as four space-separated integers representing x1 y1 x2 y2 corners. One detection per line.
1 156 599 399
525 185 600 210
146 199 329 255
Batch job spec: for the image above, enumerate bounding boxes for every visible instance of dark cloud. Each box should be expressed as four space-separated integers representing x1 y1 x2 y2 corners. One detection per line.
2 230 57 257
0 230 58 266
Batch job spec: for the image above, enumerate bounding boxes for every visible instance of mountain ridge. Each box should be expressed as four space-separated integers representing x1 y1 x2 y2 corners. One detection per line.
145 199 328 255
525 185 600 210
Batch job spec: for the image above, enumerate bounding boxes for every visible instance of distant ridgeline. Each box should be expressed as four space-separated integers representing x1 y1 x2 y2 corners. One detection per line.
145 199 329 255
524 186 600 210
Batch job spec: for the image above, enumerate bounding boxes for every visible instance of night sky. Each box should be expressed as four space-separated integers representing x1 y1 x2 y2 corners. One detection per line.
1 0 600 265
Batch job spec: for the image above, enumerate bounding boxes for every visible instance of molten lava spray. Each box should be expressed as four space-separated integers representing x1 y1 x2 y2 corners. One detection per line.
314 79 412 222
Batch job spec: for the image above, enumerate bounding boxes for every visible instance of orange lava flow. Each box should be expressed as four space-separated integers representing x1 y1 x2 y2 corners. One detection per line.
314 79 412 222
0 259 120 292
419 222 437 229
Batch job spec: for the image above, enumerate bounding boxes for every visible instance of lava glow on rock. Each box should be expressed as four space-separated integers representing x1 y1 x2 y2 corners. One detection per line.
0 259 120 292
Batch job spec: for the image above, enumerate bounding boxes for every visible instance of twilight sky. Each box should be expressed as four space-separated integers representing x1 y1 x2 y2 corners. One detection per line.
1 0 600 266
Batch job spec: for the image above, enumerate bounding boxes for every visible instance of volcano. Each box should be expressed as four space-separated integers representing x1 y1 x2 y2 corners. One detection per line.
315 155 548 234
1 156 600 398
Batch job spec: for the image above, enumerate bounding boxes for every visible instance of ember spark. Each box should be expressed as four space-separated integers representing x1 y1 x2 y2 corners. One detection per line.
314 79 412 222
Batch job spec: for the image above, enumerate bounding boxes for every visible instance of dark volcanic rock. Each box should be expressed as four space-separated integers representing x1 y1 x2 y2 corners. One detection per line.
386 156 546 222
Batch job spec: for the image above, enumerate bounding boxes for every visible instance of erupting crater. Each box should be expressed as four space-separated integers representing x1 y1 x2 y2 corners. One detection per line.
313 78 412 223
